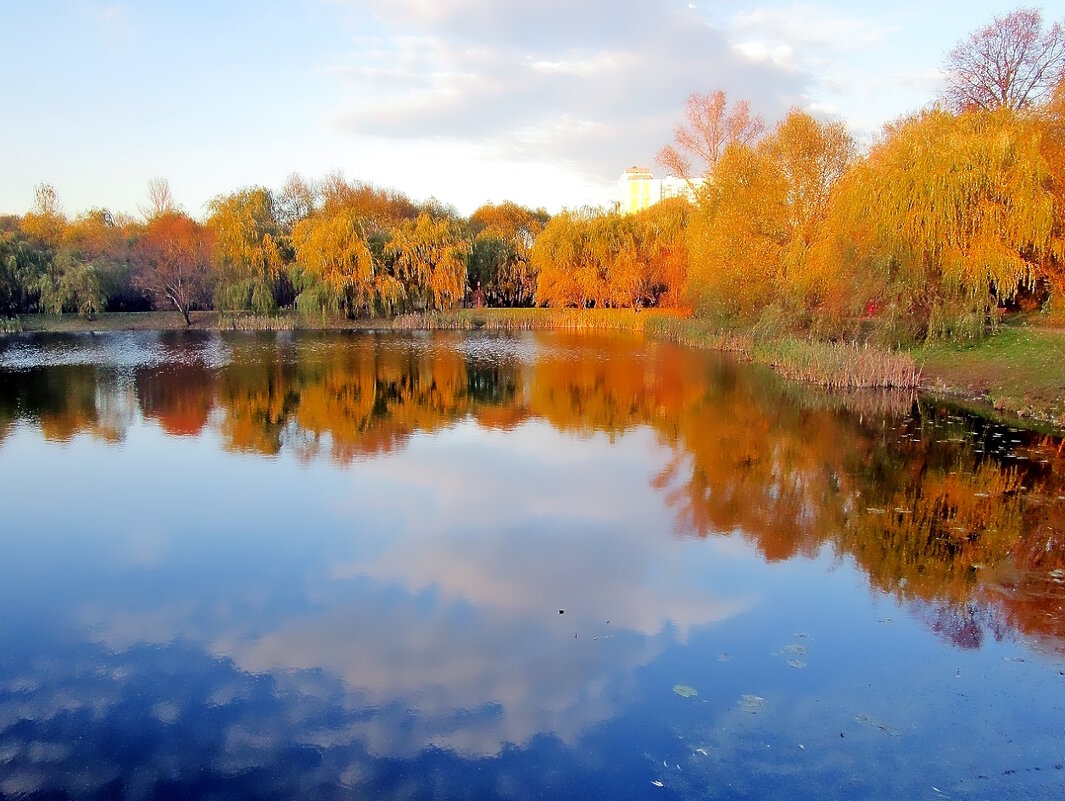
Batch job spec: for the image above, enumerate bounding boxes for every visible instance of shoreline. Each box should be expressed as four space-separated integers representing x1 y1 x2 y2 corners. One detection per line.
4 309 1063 432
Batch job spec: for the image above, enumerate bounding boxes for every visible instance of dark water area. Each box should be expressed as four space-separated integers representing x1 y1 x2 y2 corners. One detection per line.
0 330 1063 800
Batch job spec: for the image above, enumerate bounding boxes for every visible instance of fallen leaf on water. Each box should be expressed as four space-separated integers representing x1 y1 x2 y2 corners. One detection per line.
740 694 765 714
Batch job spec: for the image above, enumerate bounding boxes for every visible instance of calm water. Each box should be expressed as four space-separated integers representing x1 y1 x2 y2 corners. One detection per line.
0 330 1063 800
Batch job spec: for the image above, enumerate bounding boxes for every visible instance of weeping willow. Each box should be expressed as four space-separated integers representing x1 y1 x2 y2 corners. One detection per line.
818 108 1056 342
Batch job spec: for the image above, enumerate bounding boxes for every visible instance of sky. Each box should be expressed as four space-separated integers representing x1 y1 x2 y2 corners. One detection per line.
0 0 1059 218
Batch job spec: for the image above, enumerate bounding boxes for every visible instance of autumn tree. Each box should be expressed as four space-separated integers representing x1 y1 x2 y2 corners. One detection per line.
386 213 469 312
19 183 65 249
532 207 689 310
942 7 1065 112
291 209 403 318
657 91 765 182
207 187 286 313
319 173 418 236
685 110 853 322
467 201 549 306
131 212 213 326
1037 78 1065 320
636 198 691 308
818 108 1056 341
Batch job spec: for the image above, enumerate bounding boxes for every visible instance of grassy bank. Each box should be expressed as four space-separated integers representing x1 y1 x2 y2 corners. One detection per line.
914 323 1065 428
5 309 1062 429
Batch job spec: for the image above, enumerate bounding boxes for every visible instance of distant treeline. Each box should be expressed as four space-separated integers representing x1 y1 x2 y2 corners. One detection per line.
3 9 1065 343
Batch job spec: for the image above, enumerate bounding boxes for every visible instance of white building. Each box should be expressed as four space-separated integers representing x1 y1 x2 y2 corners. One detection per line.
617 167 700 214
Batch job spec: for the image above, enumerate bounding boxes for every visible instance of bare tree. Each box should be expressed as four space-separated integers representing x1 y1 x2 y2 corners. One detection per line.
942 7 1065 112
657 91 765 182
276 172 319 234
140 177 179 221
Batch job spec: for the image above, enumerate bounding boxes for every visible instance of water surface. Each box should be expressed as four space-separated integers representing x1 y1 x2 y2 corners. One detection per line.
1 330 1063 800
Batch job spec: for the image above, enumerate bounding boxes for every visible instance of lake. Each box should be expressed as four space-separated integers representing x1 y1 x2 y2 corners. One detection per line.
0 330 1063 800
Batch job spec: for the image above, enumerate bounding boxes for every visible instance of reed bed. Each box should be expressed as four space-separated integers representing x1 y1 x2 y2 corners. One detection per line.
752 339 923 389
396 308 690 332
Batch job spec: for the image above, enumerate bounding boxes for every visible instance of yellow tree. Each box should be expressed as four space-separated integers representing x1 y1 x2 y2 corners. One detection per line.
292 211 390 317
1037 79 1065 320
207 187 285 313
635 198 691 308
683 110 852 323
387 213 469 311
532 211 589 307
822 108 1055 341
685 142 789 319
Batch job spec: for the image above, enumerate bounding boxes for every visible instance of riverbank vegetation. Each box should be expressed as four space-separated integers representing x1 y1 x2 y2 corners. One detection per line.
2 9 1063 404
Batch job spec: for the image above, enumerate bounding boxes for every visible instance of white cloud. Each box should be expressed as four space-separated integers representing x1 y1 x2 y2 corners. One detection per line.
326 0 808 189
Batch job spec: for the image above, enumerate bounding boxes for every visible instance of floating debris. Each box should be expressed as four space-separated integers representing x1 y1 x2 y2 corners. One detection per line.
1002 656 1026 663
787 659 807 670
740 694 766 714
695 747 709 757
878 617 895 624
718 652 730 662
784 644 807 656
855 714 900 736
793 632 809 639
651 780 664 788
673 684 698 698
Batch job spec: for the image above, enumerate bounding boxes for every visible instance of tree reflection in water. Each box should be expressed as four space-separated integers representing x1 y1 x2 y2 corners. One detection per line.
2 329 1063 652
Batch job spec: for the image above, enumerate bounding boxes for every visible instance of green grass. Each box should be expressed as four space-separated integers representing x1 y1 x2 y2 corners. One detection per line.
914 322 1065 427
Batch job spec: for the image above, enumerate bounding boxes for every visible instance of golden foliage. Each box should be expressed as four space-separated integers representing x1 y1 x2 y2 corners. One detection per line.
206 187 283 313
387 213 469 312
532 205 690 310
820 108 1055 340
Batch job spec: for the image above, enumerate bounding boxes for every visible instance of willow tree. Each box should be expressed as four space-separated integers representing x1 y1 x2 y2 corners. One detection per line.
467 201 549 306
207 187 286 313
532 207 688 310
531 211 592 308
292 211 375 317
1038 80 1065 320
292 210 405 317
386 213 468 311
821 108 1056 341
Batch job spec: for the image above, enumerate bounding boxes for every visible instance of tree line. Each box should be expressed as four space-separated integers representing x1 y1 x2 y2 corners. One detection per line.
3 7 1064 343
0 175 550 325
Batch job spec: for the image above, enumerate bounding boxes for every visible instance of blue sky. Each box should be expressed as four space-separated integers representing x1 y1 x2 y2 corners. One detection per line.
1 0 1056 217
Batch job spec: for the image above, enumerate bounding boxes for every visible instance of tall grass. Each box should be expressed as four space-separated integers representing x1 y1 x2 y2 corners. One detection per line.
752 339 922 389
399 307 690 332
